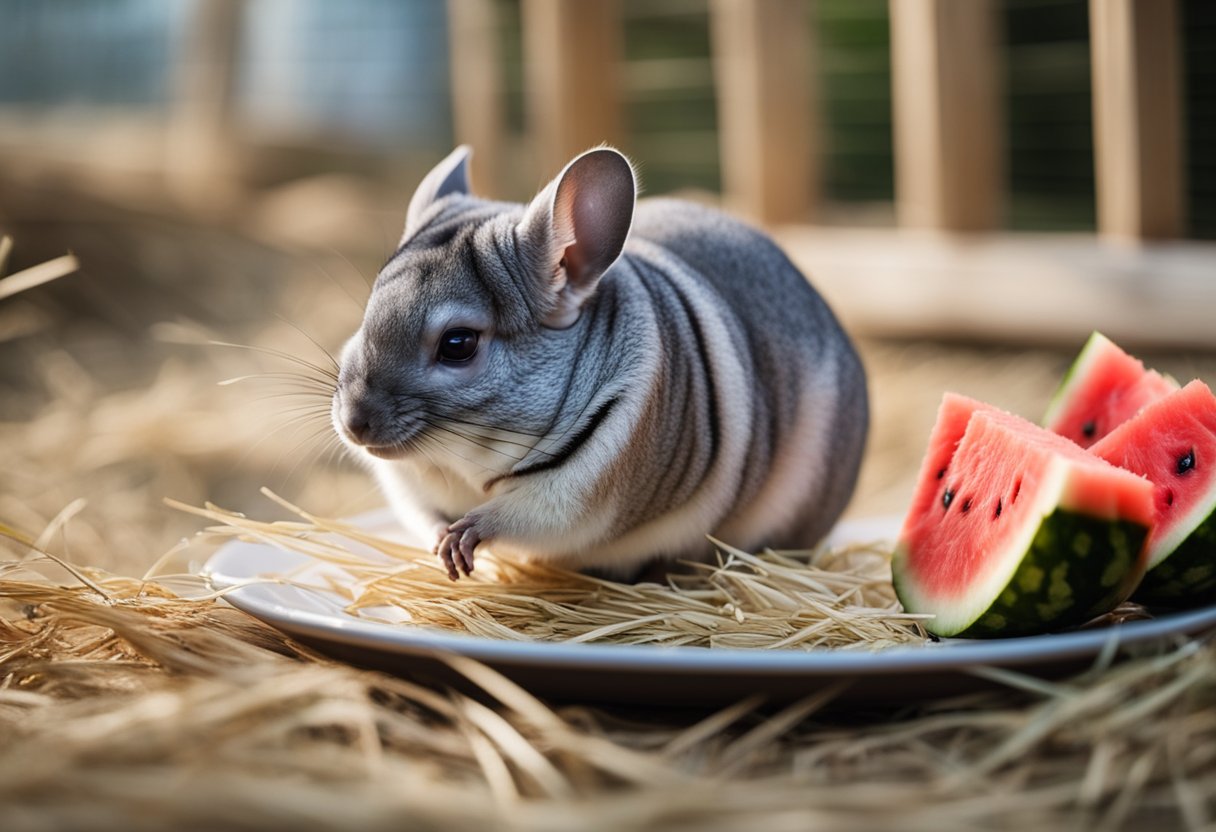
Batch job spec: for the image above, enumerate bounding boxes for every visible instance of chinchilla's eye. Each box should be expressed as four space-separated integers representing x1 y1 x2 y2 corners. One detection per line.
437 328 479 364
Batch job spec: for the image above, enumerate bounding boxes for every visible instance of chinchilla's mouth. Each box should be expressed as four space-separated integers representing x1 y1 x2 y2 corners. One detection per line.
364 442 412 460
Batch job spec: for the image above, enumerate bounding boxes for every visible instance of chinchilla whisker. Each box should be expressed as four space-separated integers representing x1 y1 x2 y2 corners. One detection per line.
273 314 341 371
250 391 334 407
445 420 546 442
259 394 330 408
411 401 569 461
433 414 546 440
209 340 339 382
425 433 507 475
415 436 455 492
262 382 335 399
432 420 557 456
409 396 546 440
283 417 337 448
279 424 344 482
255 383 336 400
424 421 528 463
263 402 334 418
311 257 368 311
325 447 353 474
257 393 332 408
218 371 335 392
327 246 375 293
275 410 333 430
272 368 337 386
292 431 345 480
317 433 350 470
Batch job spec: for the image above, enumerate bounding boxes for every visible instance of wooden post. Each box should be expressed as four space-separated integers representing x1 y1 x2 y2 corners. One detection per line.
447 0 506 198
889 0 1002 231
709 0 817 225
521 0 623 177
1089 0 1184 241
167 0 243 211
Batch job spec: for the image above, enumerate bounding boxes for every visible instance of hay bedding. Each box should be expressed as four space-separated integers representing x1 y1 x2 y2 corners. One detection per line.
4 239 1216 830
4 531 1216 831
5 496 1216 828
172 490 930 651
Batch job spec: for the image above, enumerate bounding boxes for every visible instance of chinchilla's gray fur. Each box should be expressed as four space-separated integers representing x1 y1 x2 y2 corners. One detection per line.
333 145 868 580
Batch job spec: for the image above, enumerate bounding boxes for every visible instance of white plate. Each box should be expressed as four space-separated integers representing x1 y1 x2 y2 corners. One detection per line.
202 512 1216 707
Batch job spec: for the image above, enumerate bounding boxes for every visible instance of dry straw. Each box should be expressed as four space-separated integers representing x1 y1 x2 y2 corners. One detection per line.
169 489 932 651
0 235 77 302
2 507 1216 830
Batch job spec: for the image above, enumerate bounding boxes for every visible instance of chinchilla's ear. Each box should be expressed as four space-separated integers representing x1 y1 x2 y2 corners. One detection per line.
404 145 472 239
517 147 636 328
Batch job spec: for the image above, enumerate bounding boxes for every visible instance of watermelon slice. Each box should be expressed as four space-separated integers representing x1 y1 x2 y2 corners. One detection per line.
1090 380 1216 605
894 394 1155 638
1043 332 1178 448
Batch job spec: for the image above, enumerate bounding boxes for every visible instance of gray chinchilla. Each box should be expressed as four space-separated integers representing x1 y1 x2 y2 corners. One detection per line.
333 145 868 581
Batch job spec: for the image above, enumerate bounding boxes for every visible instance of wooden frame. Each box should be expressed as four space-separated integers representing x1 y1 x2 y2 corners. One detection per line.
521 0 624 177
4 0 1209 347
889 0 1003 232
709 0 817 224
1089 0 1185 240
774 227 1216 348
447 0 508 198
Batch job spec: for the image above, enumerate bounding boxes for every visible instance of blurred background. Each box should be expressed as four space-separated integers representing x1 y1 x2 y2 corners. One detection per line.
1 0 1215 573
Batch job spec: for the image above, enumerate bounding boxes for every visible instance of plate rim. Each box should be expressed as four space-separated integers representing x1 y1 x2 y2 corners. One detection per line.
199 515 1216 677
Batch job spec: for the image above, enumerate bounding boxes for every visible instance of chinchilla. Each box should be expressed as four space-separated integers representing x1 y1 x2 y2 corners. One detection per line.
332 145 868 580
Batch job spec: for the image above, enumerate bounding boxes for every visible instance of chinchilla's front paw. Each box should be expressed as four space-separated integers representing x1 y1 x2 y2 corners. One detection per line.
434 514 483 581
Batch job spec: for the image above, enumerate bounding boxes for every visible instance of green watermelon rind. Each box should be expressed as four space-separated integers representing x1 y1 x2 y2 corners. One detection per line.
1042 331 1108 430
893 509 1149 639
1041 331 1179 433
1136 501 1216 606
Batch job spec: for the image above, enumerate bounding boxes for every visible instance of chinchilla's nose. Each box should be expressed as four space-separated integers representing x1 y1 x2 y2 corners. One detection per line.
341 398 375 444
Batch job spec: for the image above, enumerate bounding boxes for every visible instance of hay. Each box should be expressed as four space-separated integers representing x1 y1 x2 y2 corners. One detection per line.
2 523 1216 830
169 490 930 651
0 235 78 301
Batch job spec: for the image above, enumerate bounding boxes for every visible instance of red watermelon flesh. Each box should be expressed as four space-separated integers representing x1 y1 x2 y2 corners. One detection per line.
1043 332 1177 448
1090 380 1216 604
894 394 1154 637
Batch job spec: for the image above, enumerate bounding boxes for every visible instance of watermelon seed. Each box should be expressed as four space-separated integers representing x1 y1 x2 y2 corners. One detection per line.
994 499 1002 518
936 467 946 480
1081 420 1096 439
942 488 955 509
1166 489 1175 507
961 498 972 514
1178 448 1196 476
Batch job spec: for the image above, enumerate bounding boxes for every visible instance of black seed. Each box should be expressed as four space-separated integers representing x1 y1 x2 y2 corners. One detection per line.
936 467 946 480
961 498 972 514
1166 489 1175 507
1178 448 1196 476
942 488 955 509
1081 420 1096 439
995 499 1003 518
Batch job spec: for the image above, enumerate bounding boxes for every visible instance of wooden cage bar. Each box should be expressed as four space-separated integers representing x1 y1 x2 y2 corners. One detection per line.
19 0 1206 348
709 0 817 225
521 0 624 177
447 0 507 198
889 0 1002 232
166 0 243 209
1089 0 1185 241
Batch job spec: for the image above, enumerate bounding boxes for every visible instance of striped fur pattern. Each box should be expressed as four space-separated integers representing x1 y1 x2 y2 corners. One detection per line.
333 147 868 580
